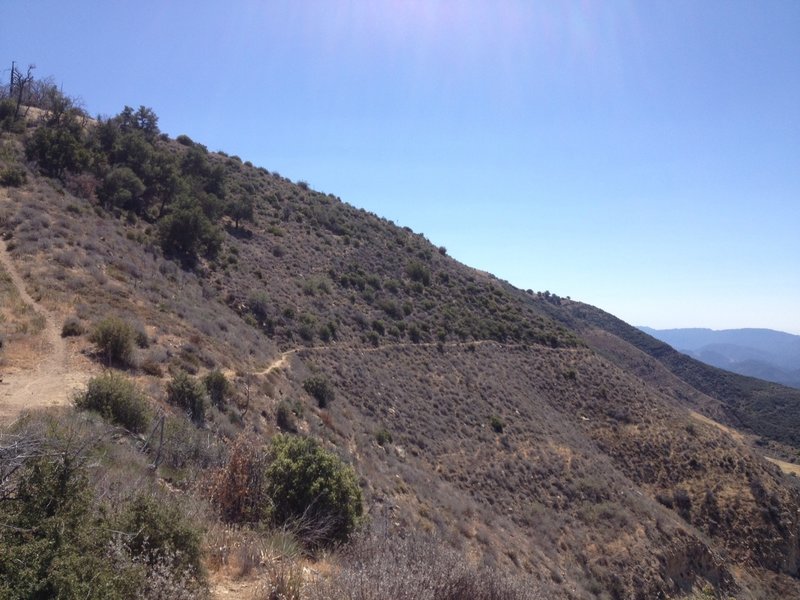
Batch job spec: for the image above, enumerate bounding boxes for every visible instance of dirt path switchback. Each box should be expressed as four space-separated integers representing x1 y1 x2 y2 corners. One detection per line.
0 240 90 423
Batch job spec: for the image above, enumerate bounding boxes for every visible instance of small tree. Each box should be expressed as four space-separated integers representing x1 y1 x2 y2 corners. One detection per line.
225 196 254 229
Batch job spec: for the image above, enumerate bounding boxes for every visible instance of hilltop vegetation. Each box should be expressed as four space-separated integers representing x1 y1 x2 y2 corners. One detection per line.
2 77 800 599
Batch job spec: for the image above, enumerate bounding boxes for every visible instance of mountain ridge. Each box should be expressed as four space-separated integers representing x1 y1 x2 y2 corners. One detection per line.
640 326 800 389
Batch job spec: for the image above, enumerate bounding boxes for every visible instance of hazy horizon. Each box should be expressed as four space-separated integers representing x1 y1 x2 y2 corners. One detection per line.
3 1 798 334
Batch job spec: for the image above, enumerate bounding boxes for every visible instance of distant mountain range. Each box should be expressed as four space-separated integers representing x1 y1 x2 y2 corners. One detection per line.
639 327 800 389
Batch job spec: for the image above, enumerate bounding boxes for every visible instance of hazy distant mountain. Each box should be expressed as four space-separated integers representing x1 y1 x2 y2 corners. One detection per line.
639 327 800 389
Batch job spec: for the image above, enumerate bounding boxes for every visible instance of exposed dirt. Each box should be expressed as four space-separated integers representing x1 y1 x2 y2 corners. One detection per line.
0 239 91 423
689 410 746 443
765 456 800 477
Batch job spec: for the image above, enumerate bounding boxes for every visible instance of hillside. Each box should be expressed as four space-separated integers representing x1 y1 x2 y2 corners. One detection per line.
2 85 800 599
639 327 800 389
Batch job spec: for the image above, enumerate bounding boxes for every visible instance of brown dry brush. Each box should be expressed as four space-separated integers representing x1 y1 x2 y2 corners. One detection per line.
305 530 546 600
207 435 270 524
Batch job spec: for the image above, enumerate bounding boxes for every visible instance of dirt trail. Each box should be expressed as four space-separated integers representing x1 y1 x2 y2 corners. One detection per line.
232 339 520 381
0 240 90 423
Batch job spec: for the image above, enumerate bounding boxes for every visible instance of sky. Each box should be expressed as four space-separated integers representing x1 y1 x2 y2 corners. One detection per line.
2 1 799 333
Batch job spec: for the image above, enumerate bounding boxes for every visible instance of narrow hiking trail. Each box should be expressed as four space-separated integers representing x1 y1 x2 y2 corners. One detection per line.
0 240 91 423
234 338 530 381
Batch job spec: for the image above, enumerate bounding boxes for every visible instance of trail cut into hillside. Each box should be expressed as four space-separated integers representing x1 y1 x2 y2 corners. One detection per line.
0 240 90 423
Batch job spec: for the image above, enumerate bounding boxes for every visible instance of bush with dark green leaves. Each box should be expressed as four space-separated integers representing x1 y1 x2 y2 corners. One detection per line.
90 316 135 366
97 166 146 210
265 435 362 545
0 454 140 599
303 375 335 408
75 372 151 433
25 124 89 178
167 371 208 424
490 414 504 433
158 198 222 263
406 261 431 286
0 166 26 187
0 421 205 599
203 369 231 408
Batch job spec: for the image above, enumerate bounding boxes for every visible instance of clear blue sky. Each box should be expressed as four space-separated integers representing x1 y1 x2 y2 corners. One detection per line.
3 1 799 333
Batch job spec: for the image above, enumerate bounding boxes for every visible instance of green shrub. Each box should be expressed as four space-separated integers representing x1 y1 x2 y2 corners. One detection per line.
276 400 297 432
375 428 392 446
116 493 204 578
265 435 362 545
203 369 230 408
248 291 269 319
75 372 151 433
25 124 89 178
490 414 504 434
406 261 431 286
303 375 335 408
90 316 135 366
0 454 143 599
158 198 221 263
97 166 145 211
0 166 27 187
167 371 207 424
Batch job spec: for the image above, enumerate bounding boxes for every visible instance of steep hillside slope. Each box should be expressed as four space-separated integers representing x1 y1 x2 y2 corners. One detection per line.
536 301 800 450
2 94 800 599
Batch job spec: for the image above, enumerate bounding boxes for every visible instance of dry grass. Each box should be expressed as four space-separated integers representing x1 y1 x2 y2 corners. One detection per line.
765 456 800 476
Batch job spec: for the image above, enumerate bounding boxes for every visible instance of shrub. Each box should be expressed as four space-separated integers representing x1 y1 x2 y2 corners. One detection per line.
166 371 208 424
158 198 221 263
265 435 362 545
133 324 149 348
25 124 89 178
209 436 271 524
116 493 204 578
248 291 269 319
90 316 135 366
61 315 85 337
0 166 27 187
303 375 335 408
276 400 297 432
75 372 151 433
97 166 145 211
0 453 144 599
203 369 230 408
406 261 431 286
490 414 504 433
305 531 541 599
375 428 392 446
